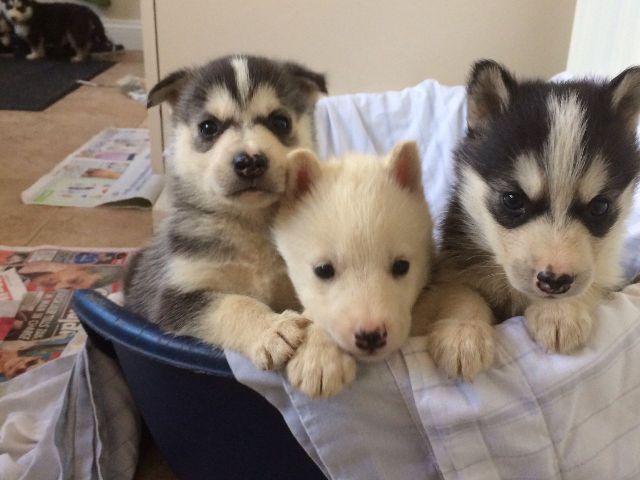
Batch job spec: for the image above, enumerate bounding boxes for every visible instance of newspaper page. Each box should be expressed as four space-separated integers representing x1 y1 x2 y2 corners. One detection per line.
0 245 134 381
21 128 164 208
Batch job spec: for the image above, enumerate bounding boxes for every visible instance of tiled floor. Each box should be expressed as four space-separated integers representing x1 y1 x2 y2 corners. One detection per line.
0 51 175 479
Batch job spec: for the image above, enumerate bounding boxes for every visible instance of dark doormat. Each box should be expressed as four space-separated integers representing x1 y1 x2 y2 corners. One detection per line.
0 57 115 111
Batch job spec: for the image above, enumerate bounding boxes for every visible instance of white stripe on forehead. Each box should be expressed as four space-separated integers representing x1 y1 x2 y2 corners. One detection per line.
544 93 587 218
231 56 250 104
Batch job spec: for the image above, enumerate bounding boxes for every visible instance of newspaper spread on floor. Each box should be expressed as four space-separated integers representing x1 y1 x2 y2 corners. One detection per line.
0 245 134 382
21 128 164 208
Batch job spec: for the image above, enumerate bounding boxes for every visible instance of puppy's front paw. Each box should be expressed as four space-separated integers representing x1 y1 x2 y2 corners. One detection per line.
427 318 495 380
286 325 356 398
525 302 592 353
252 310 310 370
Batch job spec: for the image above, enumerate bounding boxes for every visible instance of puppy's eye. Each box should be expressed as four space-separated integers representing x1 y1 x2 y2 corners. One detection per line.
391 259 410 277
313 263 335 280
588 195 609 216
502 192 525 212
267 112 291 135
198 119 221 140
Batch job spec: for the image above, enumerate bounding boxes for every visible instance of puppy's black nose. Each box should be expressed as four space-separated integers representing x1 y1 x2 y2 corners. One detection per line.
536 270 574 295
355 328 387 353
232 152 268 179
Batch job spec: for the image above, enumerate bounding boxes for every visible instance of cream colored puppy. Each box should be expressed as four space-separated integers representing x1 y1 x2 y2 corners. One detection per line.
274 141 434 397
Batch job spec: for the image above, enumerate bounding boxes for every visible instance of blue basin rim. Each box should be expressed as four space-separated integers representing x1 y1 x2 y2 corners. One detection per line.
71 289 234 378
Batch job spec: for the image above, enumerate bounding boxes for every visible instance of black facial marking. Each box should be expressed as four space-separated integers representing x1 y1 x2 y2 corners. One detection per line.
267 111 291 136
256 110 296 146
588 195 610 216
461 82 551 183
246 56 325 115
192 118 234 153
569 196 619 237
171 59 239 125
488 188 549 229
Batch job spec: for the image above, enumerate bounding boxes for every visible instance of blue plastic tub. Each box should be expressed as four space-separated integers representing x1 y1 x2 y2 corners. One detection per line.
71 289 324 480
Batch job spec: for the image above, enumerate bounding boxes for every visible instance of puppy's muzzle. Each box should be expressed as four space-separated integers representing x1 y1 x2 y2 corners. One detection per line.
232 152 268 180
536 269 575 295
355 327 387 353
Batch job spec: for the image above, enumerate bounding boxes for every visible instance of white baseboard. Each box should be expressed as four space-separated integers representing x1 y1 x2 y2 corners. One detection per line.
103 19 143 51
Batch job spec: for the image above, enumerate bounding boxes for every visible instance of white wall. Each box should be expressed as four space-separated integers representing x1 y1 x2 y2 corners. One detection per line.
100 0 142 50
103 0 140 21
151 0 577 93
567 0 640 77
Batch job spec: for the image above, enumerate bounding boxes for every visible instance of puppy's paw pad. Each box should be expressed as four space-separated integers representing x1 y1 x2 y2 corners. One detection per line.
525 304 592 353
287 331 356 398
427 319 495 380
253 312 310 370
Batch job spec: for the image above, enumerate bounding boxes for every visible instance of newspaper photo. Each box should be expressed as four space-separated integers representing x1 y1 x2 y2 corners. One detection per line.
0 245 134 381
21 128 164 208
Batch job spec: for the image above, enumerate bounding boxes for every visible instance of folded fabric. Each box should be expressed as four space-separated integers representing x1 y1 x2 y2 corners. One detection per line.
228 77 640 479
0 334 140 480
229 284 640 480
400 283 640 480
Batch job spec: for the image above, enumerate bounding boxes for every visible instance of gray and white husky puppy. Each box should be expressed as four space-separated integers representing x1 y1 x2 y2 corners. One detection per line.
415 60 640 380
124 55 327 371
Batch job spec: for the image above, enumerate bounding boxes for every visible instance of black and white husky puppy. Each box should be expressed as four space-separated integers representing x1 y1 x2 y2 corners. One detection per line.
3 0 121 61
416 60 640 380
125 55 327 372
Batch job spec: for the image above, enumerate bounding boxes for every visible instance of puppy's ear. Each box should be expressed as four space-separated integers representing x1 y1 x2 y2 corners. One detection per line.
147 68 190 109
467 60 516 134
609 66 640 135
283 62 328 98
286 149 322 199
386 141 423 196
